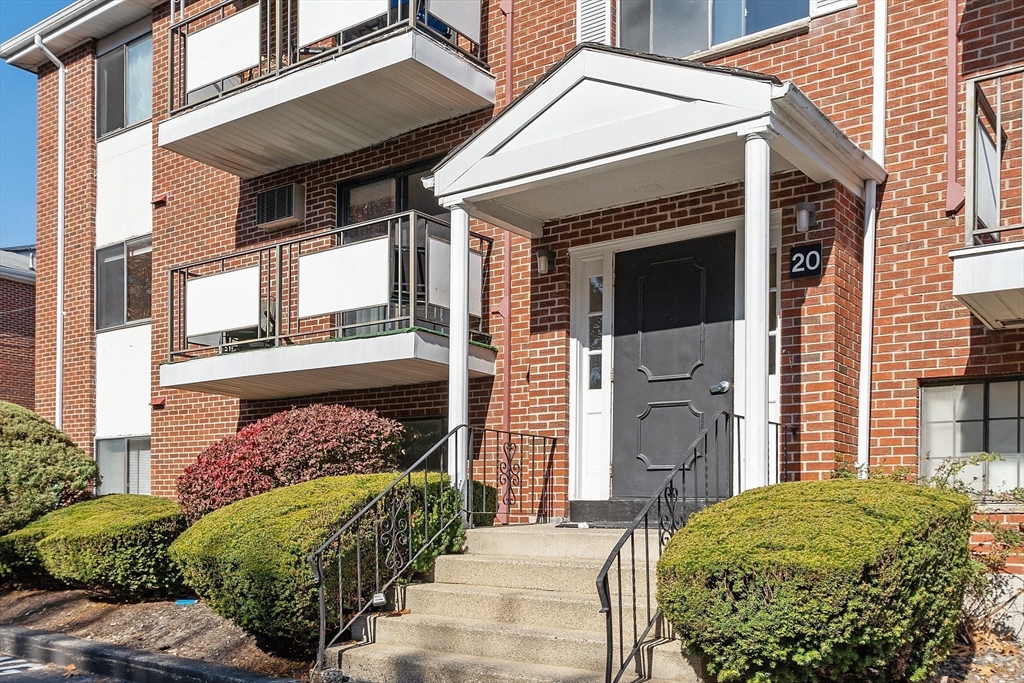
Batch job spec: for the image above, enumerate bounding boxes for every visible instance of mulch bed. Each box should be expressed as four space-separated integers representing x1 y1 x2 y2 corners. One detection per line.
0 589 310 681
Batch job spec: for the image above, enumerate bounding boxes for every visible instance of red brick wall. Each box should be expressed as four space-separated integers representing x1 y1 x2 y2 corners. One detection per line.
34 43 97 452
30 0 1024 504
0 278 35 409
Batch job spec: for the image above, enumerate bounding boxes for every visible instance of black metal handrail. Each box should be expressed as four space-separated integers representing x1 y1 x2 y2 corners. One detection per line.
307 424 557 670
596 411 734 683
167 210 493 361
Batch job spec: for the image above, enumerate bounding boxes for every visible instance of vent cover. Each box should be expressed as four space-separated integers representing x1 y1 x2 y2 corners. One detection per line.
257 184 305 231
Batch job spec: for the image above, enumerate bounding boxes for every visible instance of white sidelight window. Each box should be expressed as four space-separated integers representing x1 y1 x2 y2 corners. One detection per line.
620 0 808 57
96 436 152 496
921 381 1024 496
97 33 152 138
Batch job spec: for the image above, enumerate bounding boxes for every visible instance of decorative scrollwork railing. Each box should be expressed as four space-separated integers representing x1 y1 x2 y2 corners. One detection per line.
595 411 735 683
307 424 557 670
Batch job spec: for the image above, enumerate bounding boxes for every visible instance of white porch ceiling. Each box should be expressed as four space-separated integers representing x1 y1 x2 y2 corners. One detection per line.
431 45 886 238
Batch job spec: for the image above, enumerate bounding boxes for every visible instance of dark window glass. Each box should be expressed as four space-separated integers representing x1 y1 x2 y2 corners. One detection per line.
97 34 152 137
97 49 126 137
96 243 126 329
97 236 152 330
407 170 448 219
126 236 153 322
398 418 447 471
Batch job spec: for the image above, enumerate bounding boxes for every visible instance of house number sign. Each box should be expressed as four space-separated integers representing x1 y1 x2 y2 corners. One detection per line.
789 243 823 279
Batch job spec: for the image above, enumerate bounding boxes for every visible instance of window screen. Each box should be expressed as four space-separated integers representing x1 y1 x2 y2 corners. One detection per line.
97 236 152 330
96 437 152 495
97 49 126 137
97 34 152 137
97 243 126 329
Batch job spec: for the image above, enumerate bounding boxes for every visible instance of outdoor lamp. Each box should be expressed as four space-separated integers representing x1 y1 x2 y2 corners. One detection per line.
536 248 556 274
796 202 817 233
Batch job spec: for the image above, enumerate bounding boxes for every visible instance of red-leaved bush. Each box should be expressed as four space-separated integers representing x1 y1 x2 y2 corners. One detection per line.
176 404 403 522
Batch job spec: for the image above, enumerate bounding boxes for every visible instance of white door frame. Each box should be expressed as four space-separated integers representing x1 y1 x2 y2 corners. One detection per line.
567 212 781 501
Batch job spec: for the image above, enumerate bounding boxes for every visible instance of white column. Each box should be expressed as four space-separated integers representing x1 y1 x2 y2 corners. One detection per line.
743 132 772 490
448 205 471 489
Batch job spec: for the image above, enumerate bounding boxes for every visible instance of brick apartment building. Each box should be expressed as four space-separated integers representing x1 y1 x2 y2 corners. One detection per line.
0 0 1020 513
0 245 36 409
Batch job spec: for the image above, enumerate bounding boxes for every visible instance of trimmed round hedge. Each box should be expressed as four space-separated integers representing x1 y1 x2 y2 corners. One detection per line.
169 473 465 649
0 495 186 598
656 479 973 683
0 401 97 536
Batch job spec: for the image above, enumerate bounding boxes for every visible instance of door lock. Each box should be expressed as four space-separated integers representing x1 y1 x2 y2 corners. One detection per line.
709 380 731 395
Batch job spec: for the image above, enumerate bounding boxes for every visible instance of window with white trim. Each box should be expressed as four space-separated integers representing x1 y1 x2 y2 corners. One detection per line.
921 381 1024 495
96 235 152 330
620 0 808 57
96 436 152 496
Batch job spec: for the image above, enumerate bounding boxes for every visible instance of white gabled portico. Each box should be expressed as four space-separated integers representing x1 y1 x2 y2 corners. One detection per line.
433 44 885 494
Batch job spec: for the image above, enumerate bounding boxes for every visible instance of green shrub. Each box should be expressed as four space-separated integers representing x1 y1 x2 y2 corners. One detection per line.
169 473 466 649
0 401 98 535
656 479 973 683
0 495 186 598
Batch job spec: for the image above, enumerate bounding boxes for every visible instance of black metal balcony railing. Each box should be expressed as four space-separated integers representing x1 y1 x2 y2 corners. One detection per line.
167 211 492 362
966 66 1023 247
168 0 485 115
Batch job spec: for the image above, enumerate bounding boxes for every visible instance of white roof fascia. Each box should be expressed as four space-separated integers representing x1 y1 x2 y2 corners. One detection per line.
0 0 158 72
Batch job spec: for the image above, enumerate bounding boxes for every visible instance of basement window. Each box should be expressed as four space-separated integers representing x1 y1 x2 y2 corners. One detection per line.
97 33 153 138
96 235 152 330
921 380 1024 497
96 436 151 496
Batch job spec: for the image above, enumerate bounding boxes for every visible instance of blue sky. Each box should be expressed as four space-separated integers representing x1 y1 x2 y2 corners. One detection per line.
0 0 73 248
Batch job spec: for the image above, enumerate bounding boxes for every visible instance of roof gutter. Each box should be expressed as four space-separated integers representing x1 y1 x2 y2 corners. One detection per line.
35 35 67 431
0 267 36 285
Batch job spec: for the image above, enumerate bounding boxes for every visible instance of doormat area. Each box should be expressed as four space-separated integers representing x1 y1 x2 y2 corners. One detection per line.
0 589 310 681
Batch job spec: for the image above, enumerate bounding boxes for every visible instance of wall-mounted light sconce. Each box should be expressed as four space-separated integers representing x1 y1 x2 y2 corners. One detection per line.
796 202 817 233
536 248 556 275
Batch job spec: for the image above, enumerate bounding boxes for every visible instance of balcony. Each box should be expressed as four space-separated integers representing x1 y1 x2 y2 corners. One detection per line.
159 211 495 399
158 0 494 178
951 67 1024 330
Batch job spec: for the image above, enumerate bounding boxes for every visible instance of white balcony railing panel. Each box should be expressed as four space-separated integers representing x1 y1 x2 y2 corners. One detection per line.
430 0 481 44
976 124 1000 232
185 266 261 337
427 236 482 317
297 239 391 319
297 0 389 48
186 4 261 91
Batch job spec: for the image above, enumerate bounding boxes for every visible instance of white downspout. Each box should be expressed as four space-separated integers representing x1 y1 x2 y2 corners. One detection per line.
35 35 66 431
856 0 887 476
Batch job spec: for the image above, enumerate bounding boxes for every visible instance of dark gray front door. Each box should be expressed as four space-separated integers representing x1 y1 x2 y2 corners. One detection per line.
612 232 735 499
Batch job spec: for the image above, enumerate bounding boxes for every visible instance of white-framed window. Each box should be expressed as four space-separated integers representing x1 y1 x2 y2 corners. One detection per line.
97 33 153 138
619 0 808 57
96 436 152 496
96 235 153 330
921 380 1024 496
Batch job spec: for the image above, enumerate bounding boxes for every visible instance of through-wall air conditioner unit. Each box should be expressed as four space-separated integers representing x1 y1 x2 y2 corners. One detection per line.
257 183 305 231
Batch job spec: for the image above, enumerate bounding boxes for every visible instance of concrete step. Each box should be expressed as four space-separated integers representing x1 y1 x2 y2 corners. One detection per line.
434 553 652 598
465 525 626 561
355 613 607 671
333 642 700 683
404 582 606 634
331 637 702 683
